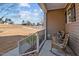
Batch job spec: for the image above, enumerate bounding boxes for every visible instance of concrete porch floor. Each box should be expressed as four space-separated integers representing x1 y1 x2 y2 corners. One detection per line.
39 40 75 56
39 40 55 56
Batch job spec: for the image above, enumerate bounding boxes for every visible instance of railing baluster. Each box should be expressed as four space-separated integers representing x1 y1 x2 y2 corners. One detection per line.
36 33 39 53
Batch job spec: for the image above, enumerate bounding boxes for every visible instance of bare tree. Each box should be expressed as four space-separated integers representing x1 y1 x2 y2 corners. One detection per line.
32 23 36 26
37 22 41 26
0 18 4 24
4 18 13 24
26 21 32 26
22 20 26 25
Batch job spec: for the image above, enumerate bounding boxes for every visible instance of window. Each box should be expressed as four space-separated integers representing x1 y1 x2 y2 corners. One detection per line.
65 3 76 23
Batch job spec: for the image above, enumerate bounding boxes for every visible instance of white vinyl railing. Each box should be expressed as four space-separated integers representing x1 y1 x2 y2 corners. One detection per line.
18 29 45 56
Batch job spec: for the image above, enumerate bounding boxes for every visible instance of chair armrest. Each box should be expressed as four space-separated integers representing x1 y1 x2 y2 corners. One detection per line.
52 36 56 44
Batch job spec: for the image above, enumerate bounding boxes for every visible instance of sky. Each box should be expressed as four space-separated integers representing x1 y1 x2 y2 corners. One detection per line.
0 3 44 24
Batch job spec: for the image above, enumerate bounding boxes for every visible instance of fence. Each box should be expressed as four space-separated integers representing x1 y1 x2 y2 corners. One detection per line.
18 29 45 56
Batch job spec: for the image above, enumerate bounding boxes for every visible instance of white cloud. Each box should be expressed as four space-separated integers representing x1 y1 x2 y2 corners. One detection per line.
19 3 30 8
34 9 43 12
18 10 41 23
33 9 38 12
33 9 43 17
33 12 39 16
19 11 31 19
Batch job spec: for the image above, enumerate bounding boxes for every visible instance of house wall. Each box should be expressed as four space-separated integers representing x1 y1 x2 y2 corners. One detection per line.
46 3 79 55
47 9 65 36
66 3 79 55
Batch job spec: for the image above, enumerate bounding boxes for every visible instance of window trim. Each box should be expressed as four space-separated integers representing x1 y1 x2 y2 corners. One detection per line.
65 3 76 24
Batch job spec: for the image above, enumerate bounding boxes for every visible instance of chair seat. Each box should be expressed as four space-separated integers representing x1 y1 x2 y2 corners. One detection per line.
52 34 69 50
56 44 64 48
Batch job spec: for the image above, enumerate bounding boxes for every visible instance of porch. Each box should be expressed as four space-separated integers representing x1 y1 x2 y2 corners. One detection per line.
22 3 79 56
39 3 79 56
2 3 79 56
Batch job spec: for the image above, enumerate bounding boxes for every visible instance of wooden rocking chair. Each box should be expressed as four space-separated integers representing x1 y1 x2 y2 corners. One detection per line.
50 34 69 55
52 34 69 50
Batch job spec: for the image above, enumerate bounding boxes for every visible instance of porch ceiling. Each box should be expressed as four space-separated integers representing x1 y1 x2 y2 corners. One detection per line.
46 3 67 10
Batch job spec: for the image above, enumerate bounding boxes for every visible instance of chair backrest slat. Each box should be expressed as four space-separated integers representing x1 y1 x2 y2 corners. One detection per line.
63 34 69 48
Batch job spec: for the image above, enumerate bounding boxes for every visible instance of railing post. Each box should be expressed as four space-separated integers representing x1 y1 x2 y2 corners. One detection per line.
36 33 39 53
44 13 47 41
17 41 20 56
